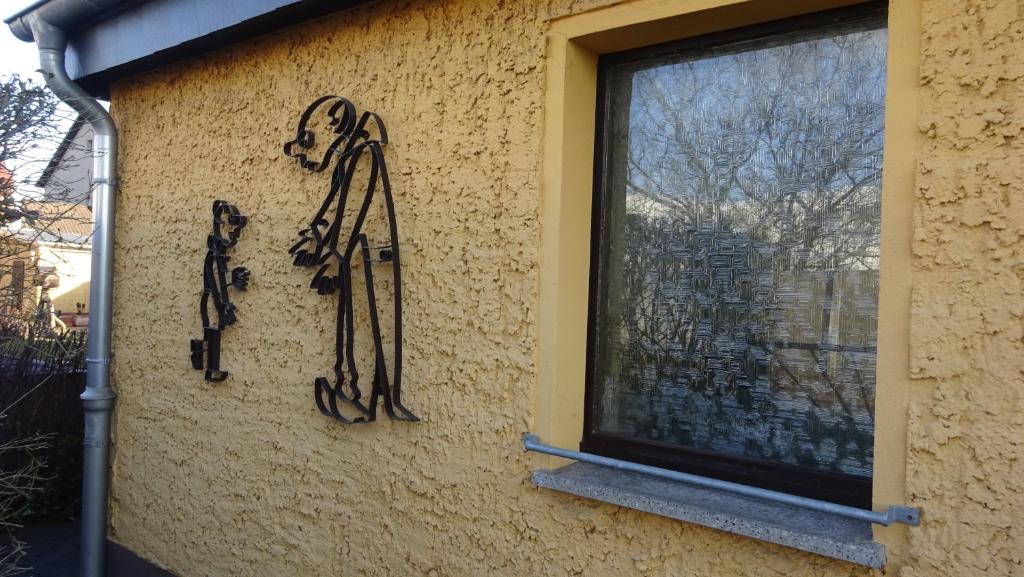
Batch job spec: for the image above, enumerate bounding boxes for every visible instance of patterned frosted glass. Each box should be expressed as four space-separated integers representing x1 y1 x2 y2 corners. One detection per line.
593 22 887 478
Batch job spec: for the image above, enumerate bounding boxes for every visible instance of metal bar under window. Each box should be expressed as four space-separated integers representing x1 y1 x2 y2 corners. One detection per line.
523 434 920 527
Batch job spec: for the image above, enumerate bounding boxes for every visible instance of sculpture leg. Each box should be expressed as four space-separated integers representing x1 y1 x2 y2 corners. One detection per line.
313 264 367 424
358 234 417 421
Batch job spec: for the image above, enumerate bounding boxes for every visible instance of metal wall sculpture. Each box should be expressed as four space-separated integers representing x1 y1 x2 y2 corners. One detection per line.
190 200 250 382
284 96 418 424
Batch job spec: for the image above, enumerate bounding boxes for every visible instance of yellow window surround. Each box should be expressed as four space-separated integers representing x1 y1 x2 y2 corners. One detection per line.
534 0 920 558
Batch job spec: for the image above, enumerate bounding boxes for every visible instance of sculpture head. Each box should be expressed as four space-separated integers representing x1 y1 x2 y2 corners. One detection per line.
210 200 247 251
283 96 357 173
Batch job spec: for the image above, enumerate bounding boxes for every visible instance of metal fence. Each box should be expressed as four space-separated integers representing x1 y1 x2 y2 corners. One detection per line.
0 328 87 519
0 327 86 379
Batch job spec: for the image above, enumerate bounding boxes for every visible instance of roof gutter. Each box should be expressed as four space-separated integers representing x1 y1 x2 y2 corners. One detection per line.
6 3 122 577
5 0 128 42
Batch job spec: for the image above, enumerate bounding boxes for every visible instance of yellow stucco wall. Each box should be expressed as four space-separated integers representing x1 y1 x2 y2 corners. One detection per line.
903 1 1024 574
38 243 91 314
0 238 37 318
0 239 90 318
105 0 1023 576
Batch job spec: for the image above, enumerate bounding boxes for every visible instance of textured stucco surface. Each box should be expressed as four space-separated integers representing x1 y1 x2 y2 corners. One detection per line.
903 0 1024 575
105 0 1022 576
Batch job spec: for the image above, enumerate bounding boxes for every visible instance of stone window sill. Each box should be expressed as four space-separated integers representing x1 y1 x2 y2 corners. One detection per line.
531 462 885 568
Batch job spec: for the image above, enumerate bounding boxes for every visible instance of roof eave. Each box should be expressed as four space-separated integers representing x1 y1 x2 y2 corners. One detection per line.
7 0 373 99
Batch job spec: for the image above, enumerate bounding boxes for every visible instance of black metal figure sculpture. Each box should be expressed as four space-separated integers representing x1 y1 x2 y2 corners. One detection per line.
284 96 418 424
190 200 250 382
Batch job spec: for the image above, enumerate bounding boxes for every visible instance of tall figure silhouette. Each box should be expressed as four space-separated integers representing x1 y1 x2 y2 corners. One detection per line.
284 96 418 424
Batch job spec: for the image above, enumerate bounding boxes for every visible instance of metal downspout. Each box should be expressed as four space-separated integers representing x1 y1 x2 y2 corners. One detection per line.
25 16 118 577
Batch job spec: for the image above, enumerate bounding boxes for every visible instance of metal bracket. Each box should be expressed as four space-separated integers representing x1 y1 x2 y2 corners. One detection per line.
885 506 920 527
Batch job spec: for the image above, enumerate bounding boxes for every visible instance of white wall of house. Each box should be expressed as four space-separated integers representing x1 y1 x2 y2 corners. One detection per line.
40 120 95 209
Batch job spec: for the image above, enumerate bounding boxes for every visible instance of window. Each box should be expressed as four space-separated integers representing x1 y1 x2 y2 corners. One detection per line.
583 6 888 508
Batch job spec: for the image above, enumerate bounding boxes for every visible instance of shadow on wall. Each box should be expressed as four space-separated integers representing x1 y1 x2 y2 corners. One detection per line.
50 280 89 317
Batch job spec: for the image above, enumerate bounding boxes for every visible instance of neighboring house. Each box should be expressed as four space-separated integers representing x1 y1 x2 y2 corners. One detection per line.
0 118 96 327
35 115 95 209
4 2 1022 577
0 200 92 325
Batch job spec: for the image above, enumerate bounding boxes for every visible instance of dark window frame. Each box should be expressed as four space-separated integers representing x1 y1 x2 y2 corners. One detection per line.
581 2 888 509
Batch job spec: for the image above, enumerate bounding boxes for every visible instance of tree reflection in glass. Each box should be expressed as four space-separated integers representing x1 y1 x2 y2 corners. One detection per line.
594 21 887 478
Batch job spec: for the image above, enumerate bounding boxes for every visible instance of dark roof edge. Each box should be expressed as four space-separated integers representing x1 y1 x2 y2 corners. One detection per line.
5 0 141 42
36 114 86 188
8 0 372 98
78 0 372 99
4 0 50 24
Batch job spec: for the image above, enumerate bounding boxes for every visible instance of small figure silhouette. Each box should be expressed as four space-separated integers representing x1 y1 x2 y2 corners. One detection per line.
190 200 249 382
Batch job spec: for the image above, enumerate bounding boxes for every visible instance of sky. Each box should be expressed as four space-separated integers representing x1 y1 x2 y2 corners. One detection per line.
1 1 44 78
2 0 82 193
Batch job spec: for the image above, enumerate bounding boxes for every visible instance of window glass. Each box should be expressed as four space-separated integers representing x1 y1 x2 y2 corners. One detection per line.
592 20 887 480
